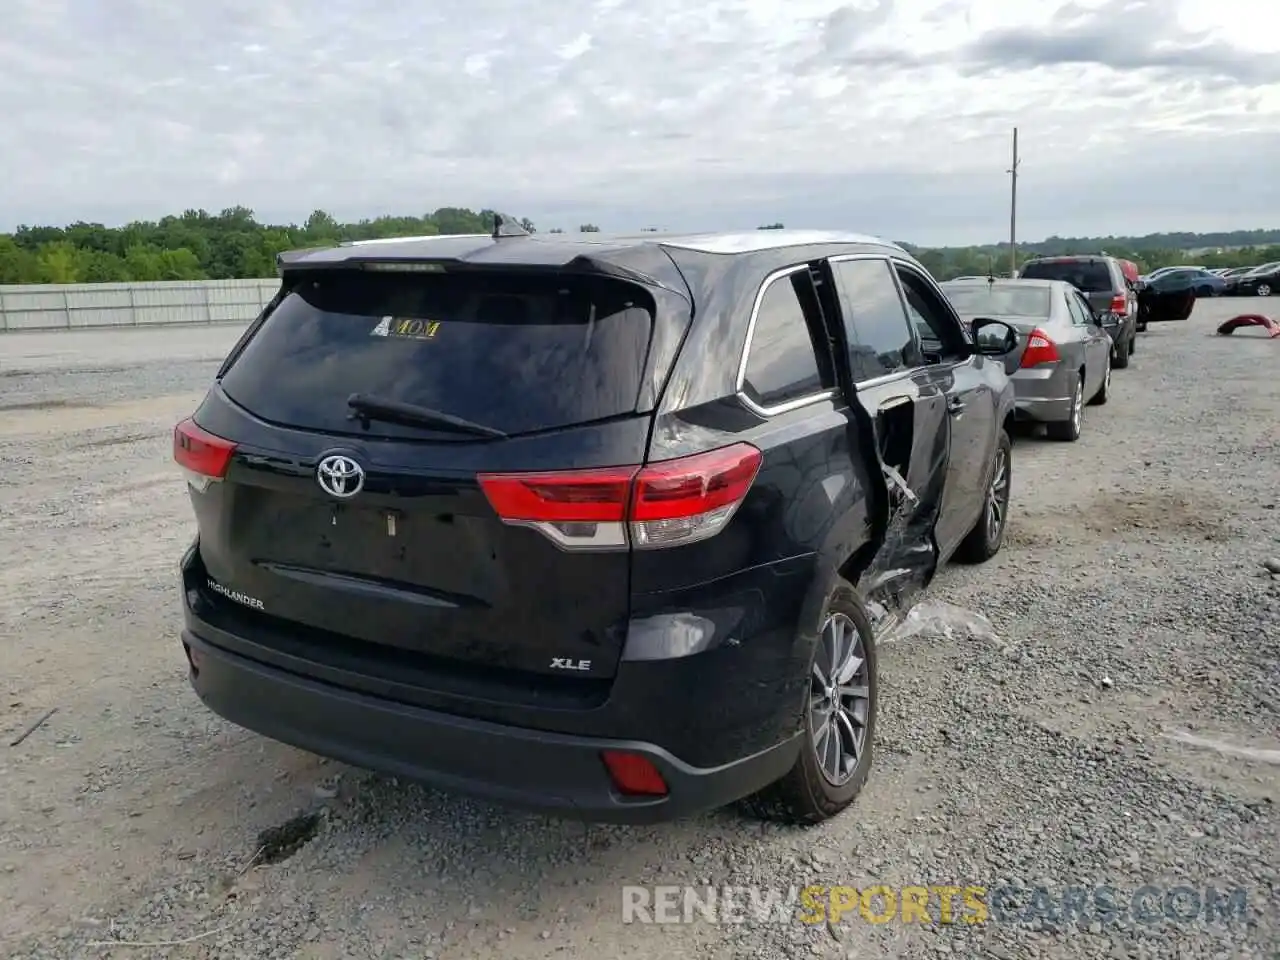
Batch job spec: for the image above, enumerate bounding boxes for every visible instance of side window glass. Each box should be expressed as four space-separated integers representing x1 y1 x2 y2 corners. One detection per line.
830 258 919 381
741 270 828 409
893 265 966 359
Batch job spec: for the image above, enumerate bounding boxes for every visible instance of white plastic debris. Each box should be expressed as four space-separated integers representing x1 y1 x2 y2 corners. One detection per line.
878 599 999 645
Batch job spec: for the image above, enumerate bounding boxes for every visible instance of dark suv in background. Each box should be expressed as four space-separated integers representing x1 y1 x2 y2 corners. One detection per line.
174 226 1020 825
1018 255 1138 366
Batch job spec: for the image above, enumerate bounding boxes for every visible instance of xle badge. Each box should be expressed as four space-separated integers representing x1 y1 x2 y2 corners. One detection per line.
550 658 592 671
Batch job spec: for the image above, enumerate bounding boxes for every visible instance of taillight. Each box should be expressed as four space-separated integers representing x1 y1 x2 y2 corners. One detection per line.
1109 293 1127 313
1020 328 1061 368
477 443 763 551
601 751 669 797
174 418 236 491
630 445 762 548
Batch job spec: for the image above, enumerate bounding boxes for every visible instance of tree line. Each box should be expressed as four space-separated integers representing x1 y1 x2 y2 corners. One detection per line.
2 207 1279 285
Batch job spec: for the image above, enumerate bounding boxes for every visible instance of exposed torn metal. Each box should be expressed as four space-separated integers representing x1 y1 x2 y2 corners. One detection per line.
842 389 997 642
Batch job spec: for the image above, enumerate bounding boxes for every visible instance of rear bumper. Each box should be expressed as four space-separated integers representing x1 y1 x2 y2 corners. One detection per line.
177 535 814 823
1010 366 1072 422
1013 397 1072 422
182 626 800 823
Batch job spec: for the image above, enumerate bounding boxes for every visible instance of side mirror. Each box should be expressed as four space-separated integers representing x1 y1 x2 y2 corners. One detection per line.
970 318 1018 356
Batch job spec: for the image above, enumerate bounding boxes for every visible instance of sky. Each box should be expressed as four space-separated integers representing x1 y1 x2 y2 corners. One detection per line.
3 0 1279 247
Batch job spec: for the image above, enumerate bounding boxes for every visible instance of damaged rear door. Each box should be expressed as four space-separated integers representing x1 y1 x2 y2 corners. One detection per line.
889 260 1001 561
820 255 950 607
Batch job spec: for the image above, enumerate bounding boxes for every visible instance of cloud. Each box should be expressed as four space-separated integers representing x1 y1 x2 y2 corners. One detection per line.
1 0 1278 245
963 0 1280 85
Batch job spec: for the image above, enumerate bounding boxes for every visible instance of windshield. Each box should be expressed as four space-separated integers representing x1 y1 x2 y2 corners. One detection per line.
941 284 1053 318
219 269 656 439
1019 260 1114 292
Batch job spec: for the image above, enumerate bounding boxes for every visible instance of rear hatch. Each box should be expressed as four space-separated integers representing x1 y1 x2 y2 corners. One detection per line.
1018 259 1118 315
183 264 667 685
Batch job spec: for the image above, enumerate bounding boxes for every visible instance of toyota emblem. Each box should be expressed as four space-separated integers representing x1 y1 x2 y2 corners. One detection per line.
316 454 365 499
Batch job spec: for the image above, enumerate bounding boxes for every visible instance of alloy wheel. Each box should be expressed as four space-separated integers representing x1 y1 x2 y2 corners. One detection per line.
1071 381 1083 436
985 444 1010 543
1259 283 1272 297
809 613 870 787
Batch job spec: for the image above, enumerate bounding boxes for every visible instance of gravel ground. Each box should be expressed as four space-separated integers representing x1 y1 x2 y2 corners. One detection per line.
1 302 1277 960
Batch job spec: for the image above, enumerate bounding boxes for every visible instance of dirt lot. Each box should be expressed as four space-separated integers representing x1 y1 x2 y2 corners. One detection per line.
2 303 1278 960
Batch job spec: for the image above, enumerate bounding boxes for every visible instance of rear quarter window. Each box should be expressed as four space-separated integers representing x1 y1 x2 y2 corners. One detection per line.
219 270 655 439
740 269 830 408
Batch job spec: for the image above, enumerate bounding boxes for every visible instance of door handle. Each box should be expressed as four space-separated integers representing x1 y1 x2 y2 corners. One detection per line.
947 397 966 415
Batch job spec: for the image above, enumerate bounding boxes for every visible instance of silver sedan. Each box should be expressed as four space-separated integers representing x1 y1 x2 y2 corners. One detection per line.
940 278 1112 442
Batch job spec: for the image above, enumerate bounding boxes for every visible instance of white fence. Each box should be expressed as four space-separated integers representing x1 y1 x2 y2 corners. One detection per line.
0 279 280 332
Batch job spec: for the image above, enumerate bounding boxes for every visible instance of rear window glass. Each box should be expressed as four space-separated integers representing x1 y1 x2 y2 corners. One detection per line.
1020 260 1114 293
220 270 655 439
941 284 1052 318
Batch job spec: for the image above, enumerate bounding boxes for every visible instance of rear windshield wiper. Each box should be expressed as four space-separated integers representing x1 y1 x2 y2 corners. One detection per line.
346 393 508 439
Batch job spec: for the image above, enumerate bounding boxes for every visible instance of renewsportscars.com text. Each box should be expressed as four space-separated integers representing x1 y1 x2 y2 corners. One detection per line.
621 884 1250 927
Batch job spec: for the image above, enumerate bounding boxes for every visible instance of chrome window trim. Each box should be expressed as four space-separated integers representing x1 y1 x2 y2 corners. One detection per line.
733 252 965 416
851 368 921 391
734 263 838 418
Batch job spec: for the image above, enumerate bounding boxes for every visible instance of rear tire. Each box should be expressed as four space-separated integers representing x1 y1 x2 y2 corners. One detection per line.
742 579 877 825
1046 375 1084 441
1112 332 1131 369
1128 331 1137 355
953 428 1012 563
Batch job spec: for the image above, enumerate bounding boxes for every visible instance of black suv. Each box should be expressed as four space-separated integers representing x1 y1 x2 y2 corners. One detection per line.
1018 255 1138 366
174 227 1020 825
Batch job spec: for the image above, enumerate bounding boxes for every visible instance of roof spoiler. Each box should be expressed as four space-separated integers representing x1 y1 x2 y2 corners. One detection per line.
272 248 689 300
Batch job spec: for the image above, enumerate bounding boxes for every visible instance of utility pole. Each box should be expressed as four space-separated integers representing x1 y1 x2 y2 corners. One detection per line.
1008 127 1020 277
